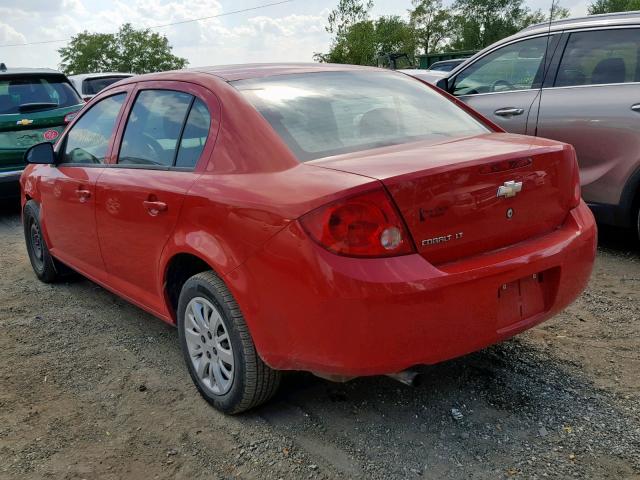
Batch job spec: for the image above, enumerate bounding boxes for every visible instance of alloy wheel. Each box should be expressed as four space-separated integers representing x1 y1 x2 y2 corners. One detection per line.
184 297 235 395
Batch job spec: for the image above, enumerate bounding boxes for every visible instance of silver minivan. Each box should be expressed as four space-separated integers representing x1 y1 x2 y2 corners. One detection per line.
409 12 640 240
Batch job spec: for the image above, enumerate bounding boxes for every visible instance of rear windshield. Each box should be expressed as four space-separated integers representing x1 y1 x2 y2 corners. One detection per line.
0 75 82 115
83 76 129 95
234 71 489 161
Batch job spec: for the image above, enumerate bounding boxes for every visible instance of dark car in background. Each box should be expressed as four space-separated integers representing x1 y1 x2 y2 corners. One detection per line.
405 11 640 240
0 66 83 199
69 73 133 102
427 58 467 72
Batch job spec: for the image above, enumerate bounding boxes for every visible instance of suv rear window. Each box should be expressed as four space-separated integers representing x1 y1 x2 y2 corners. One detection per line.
234 71 489 162
83 76 129 95
0 75 82 115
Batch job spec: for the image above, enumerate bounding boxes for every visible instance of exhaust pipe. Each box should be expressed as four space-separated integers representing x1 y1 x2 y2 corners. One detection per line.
386 369 421 387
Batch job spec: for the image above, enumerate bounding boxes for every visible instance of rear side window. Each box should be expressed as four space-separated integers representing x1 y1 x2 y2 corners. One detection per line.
175 99 211 168
0 75 82 115
118 90 210 168
555 29 640 87
62 93 126 164
235 71 488 162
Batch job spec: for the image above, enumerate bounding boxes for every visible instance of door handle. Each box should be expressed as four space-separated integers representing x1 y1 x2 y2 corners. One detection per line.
143 200 168 216
494 107 525 117
75 189 91 202
631 103 640 112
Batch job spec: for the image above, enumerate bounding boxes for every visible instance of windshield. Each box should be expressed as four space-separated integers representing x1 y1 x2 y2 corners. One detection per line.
234 71 489 162
0 75 82 115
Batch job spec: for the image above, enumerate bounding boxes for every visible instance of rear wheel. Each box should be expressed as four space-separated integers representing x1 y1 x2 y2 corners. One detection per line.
177 271 281 414
23 201 60 283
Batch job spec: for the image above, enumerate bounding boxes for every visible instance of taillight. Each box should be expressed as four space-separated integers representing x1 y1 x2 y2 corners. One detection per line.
299 188 415 258
64 111 79 124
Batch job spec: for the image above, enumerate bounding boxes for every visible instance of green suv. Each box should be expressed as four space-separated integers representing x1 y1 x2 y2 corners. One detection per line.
0 65 83 199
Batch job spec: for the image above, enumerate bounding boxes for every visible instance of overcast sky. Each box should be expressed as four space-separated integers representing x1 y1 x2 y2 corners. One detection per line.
0 0 591 71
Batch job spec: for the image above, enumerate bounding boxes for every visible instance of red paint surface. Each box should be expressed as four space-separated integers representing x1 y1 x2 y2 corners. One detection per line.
21 65 597 376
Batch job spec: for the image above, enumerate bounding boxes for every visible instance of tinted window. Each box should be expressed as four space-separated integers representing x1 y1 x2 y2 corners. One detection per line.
62 93 126 164
234 71 488 162
555 29 640 87
0 75 82 115
119 90 193 167
83 76 130 95
453 36 549 95
175 99 210 168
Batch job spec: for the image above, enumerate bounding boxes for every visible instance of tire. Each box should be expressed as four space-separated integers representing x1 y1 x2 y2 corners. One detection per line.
23 200 60 283
177 271 281 414
636 202 640 243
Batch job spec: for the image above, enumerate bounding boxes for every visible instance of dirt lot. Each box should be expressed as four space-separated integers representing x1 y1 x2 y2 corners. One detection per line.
0 201 639 480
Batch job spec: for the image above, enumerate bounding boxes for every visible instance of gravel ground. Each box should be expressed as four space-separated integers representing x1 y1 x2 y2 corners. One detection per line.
0 200 639 480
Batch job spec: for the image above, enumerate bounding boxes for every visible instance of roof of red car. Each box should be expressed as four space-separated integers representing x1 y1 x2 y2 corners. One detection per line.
119 63 380 85
190 63 379 81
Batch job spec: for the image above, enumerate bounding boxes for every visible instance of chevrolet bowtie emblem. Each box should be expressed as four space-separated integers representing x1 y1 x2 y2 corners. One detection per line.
497 180 523 198
17 119 33 126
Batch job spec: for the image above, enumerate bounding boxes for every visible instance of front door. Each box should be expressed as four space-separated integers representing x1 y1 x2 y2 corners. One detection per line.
450 35 560 135
96 86 213 313
40 92 127 276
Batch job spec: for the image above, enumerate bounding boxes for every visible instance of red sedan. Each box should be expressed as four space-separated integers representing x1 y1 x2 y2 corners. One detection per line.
20 64 596 414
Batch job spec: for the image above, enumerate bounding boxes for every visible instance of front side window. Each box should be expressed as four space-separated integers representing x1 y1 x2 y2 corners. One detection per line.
62 93 126 164
555 29 640 87
234 71 488 162
453 36 550 95
118 90 193 167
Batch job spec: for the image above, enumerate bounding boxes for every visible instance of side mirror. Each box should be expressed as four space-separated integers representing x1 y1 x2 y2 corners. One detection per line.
24 142 56 165
435 77 449 92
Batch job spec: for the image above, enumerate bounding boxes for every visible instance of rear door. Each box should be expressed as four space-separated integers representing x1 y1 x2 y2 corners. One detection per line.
449 34 560 134
39 89 129 276
534 27 640 210
96 82 215 313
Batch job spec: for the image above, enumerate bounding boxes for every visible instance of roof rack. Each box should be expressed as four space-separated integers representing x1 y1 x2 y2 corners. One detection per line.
523 10 640 31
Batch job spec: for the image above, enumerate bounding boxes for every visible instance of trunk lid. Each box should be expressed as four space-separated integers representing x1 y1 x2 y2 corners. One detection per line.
312 133 577 265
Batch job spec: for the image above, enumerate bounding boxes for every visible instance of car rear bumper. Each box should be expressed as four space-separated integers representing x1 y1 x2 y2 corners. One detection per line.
229 201 597 377
0 168 23 198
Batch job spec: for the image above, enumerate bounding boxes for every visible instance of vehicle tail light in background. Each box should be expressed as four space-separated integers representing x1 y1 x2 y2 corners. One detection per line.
570 148 581 208
299 188 416 258
64 111 79 123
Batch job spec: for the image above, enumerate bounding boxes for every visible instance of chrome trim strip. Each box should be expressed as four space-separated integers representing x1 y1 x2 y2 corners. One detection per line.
541 81 640 92
0 169 24 179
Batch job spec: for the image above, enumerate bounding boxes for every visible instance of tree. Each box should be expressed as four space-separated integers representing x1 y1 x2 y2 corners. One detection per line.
58 23 188 75
588 0 640 13
448 0 561 51
326 0 374 36
409 0 451 54
375 16 417 58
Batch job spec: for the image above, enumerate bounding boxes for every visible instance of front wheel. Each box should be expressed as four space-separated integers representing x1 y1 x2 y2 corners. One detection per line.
23 201 60 283
177 271 281 414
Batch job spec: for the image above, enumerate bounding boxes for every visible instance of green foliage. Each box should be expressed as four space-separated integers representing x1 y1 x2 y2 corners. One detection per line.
588 0 640 14
317 0 571 65
409 0 451 54
58 23 188 75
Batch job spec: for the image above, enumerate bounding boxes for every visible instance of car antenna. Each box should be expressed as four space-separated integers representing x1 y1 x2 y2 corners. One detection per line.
0 63 6 72
533 0 556 137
